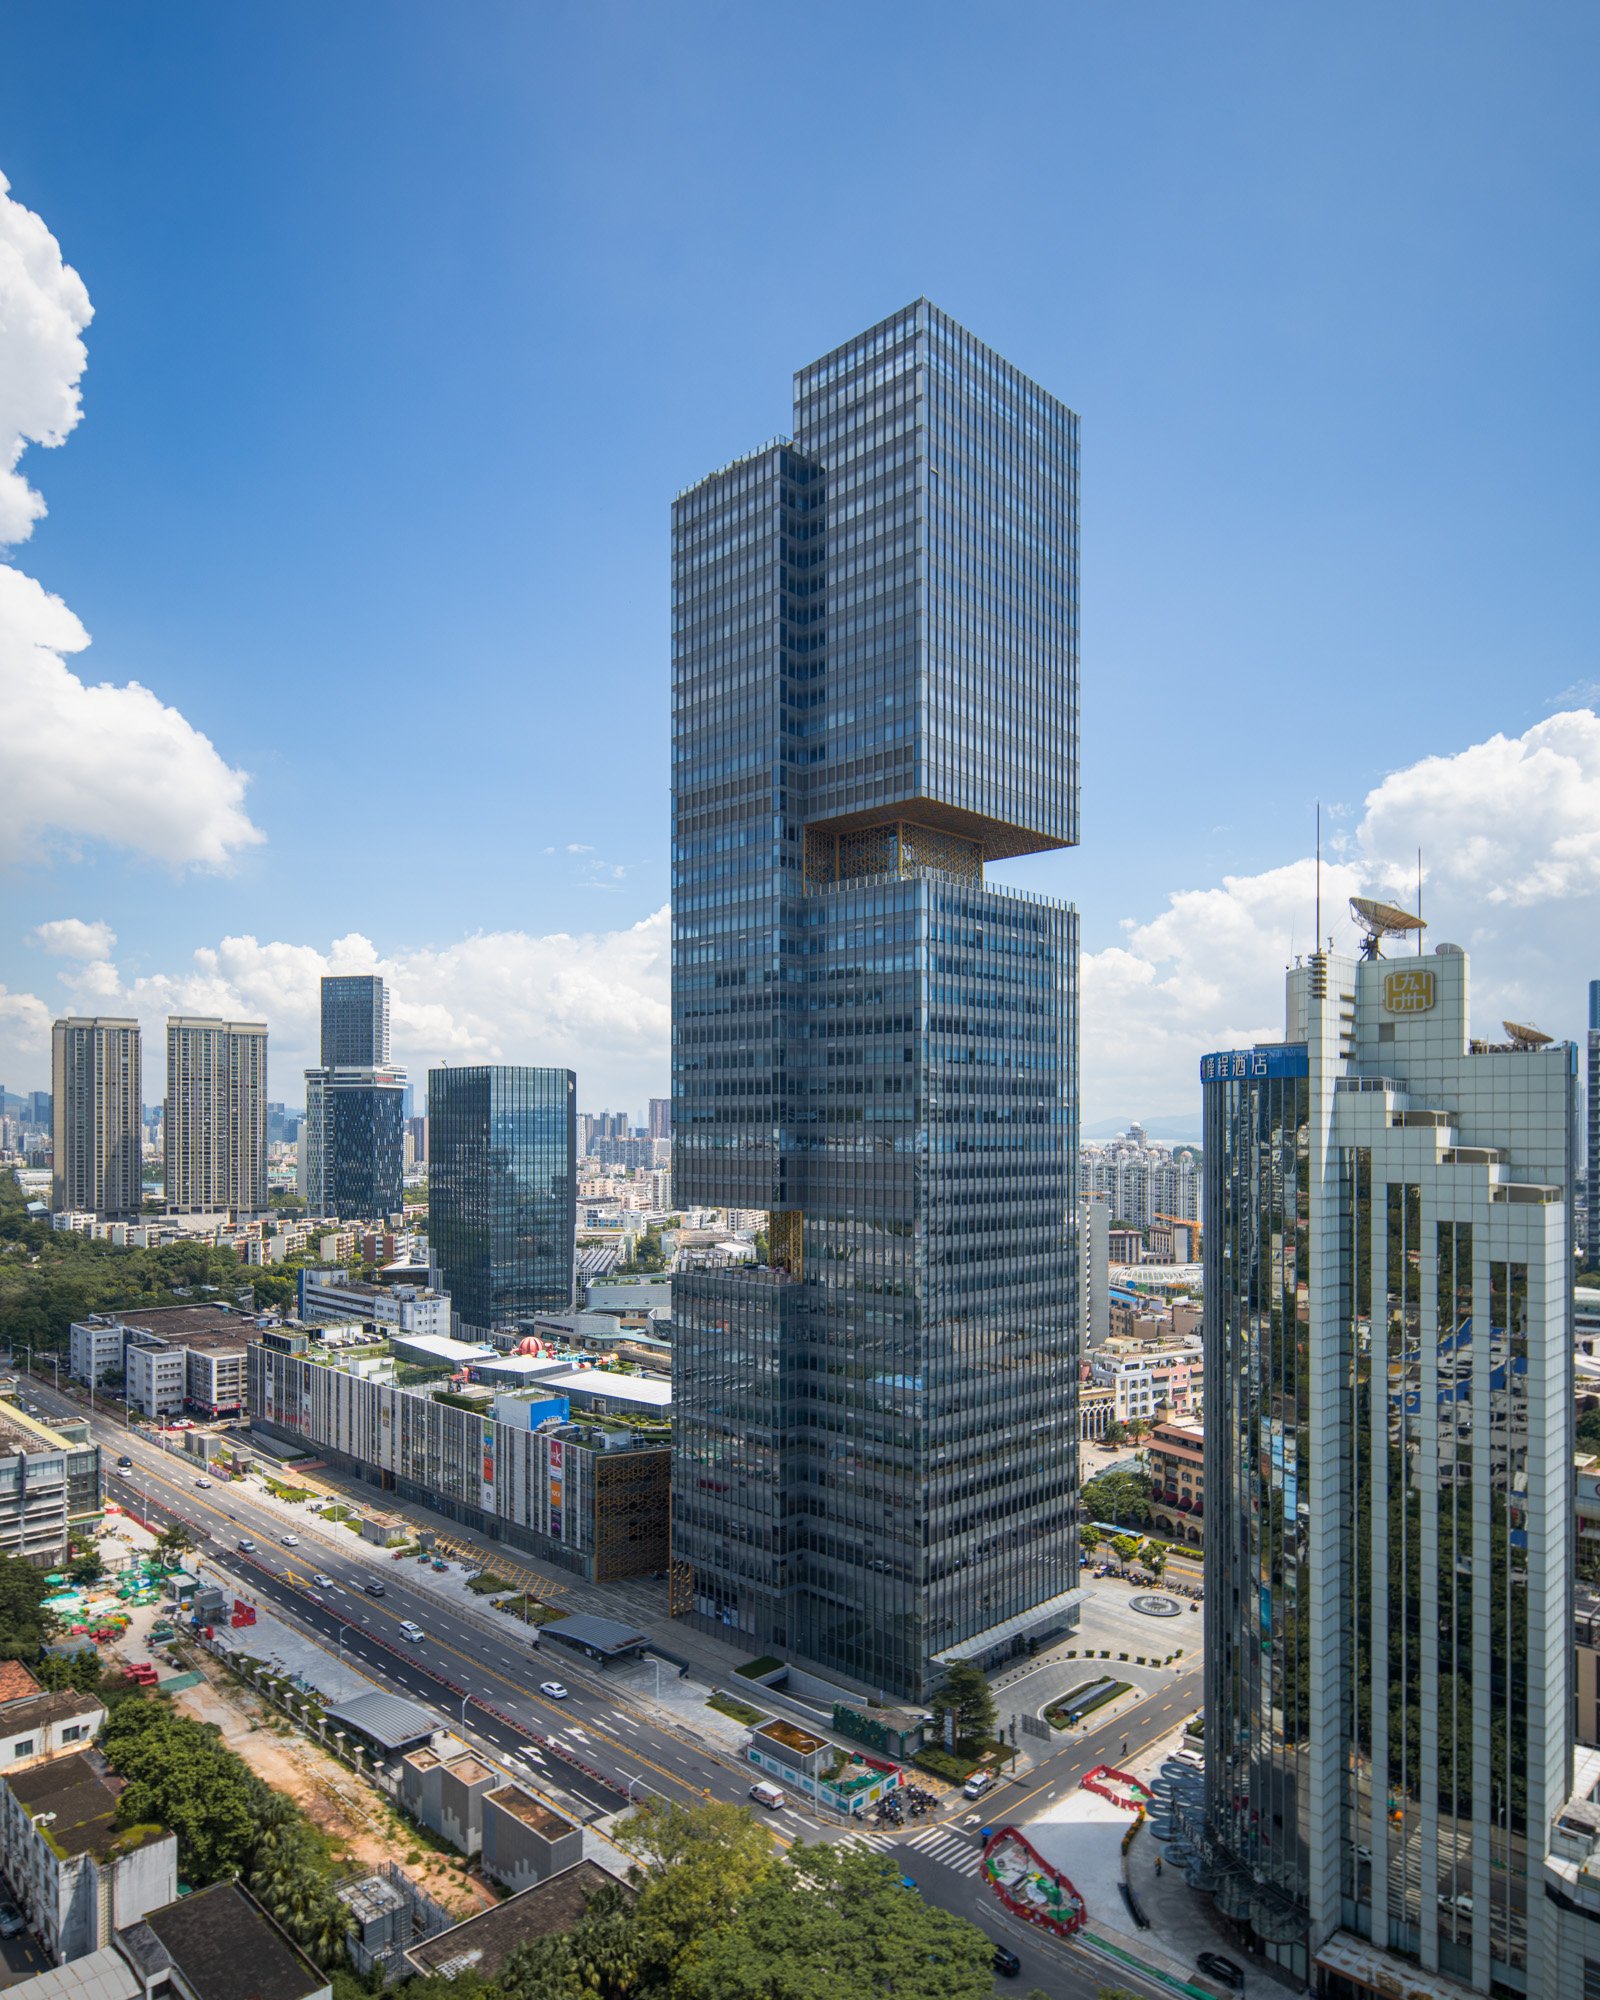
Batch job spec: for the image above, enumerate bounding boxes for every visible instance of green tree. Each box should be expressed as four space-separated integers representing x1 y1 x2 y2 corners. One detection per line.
1111 1533 1141 1563
1081 1468 1153 1528
0 1552 54 1660
1080 1523 1101 1555
679 1841 993 1999
69 1549 106 1587
931 1661 997 1748
1145 1541 1168 1581
620 1799 778 1984
155 1524 196 1571
102 1702 263 1882
36 1650 107 1695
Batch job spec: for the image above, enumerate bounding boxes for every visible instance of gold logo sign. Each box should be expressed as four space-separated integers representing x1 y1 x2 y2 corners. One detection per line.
1383 968 1435 1014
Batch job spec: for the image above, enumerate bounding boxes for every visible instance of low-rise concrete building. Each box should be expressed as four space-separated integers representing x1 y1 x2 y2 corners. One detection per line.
480 1787 582 1893
296 1270 451 1339
125 1341 186 1421
0 1751 176 1963
405 1863 629 1984
0 1684 104 1775
0 1880 329 2000
398 1740 498 1856
0 1403 101 1565
742 1720 899 1818
72 1304 256 1420
1145 1416 1205 1547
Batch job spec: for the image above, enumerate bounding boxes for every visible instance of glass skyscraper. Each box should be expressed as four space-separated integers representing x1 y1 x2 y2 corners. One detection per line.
321 974 390 1067
670 301 1079 1700
303 973 406 1219
1587 978 1598 1266
428 1066 577 1341
1197 944 1577 1994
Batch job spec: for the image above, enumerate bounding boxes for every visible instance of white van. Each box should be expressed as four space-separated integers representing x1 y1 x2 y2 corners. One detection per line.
749 1781 787 1809
399 1620 424 1643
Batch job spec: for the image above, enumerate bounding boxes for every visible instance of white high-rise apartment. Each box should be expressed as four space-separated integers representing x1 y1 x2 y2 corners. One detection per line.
1080 1125 1199 1230
51 1017 142 1219
1197 933 1591 1996
164 1018 269 1216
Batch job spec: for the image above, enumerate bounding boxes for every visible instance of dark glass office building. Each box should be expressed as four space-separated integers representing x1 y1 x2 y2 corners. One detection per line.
1588 978 1599 1266
304 974 406 1219
321 974 390 1068
428 1066 577 1340
323 1070 406 1219
670 301 1079 1699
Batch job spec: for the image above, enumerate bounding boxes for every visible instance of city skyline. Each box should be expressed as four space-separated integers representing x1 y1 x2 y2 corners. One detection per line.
2 9 1597 1122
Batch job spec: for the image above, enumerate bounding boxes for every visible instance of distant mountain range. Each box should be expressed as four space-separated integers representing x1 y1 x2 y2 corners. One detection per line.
1080 1112 1201 1145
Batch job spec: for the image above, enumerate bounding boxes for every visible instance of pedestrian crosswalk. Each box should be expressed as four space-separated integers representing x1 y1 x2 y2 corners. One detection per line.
836 1823 983 1879
905 1825 983 1876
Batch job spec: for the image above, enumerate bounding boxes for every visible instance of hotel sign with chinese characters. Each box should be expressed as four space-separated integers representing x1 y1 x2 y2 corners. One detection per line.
1383 968 1435 1014
1199 1045 1310 1084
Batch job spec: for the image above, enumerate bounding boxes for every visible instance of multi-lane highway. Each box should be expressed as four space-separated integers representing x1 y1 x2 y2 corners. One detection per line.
20 1374 1185 1999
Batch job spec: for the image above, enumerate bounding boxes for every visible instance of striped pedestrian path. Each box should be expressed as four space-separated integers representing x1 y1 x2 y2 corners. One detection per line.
834 1824 984 1879
904 1824 984 1877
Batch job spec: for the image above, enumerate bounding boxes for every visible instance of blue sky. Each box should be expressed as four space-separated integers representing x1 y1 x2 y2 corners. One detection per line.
1 2 1596 1122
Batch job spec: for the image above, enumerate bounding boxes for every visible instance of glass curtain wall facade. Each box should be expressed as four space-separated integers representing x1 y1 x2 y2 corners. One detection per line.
671 301 1079 1700
1202 1047 1313 1949
428 1066 577 1340
321 974 390 1067
1588 979 1599 1266
304 974 404 1219
325 1072 406 1220
1197 949 1575 1996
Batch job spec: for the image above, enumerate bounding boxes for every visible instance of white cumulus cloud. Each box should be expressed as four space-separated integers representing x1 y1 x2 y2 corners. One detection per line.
33 917 117 960
0 172 263 871
1 909 672 1110
0 171 90 545
1079 710 1600 1126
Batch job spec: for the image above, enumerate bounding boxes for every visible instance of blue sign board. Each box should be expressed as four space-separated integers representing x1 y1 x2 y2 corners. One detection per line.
1199 1044 1309 1084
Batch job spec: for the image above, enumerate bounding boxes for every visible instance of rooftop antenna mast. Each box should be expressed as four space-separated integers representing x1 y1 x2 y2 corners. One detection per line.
1315 803 1321 957
1417 847 1423 956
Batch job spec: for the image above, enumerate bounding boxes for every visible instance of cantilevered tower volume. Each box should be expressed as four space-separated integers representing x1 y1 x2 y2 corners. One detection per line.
670 301 1080 1699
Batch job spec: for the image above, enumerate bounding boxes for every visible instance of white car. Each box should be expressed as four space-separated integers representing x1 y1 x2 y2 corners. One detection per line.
399 1621 424 1643
312 1573 334 1589
194 1477 212 1488
539 1681 569 1700
280 1534 299 1548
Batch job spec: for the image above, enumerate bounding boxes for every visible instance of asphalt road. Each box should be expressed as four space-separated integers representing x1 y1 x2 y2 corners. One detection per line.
24 1375 1191 1999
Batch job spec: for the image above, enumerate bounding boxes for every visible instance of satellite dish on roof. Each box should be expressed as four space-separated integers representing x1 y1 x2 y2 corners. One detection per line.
1349 896 1427 961
1503 1020 1553 1050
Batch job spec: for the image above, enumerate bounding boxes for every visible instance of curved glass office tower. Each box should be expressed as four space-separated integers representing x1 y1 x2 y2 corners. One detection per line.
670 302 1080 1699
1198 948 1577 1995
